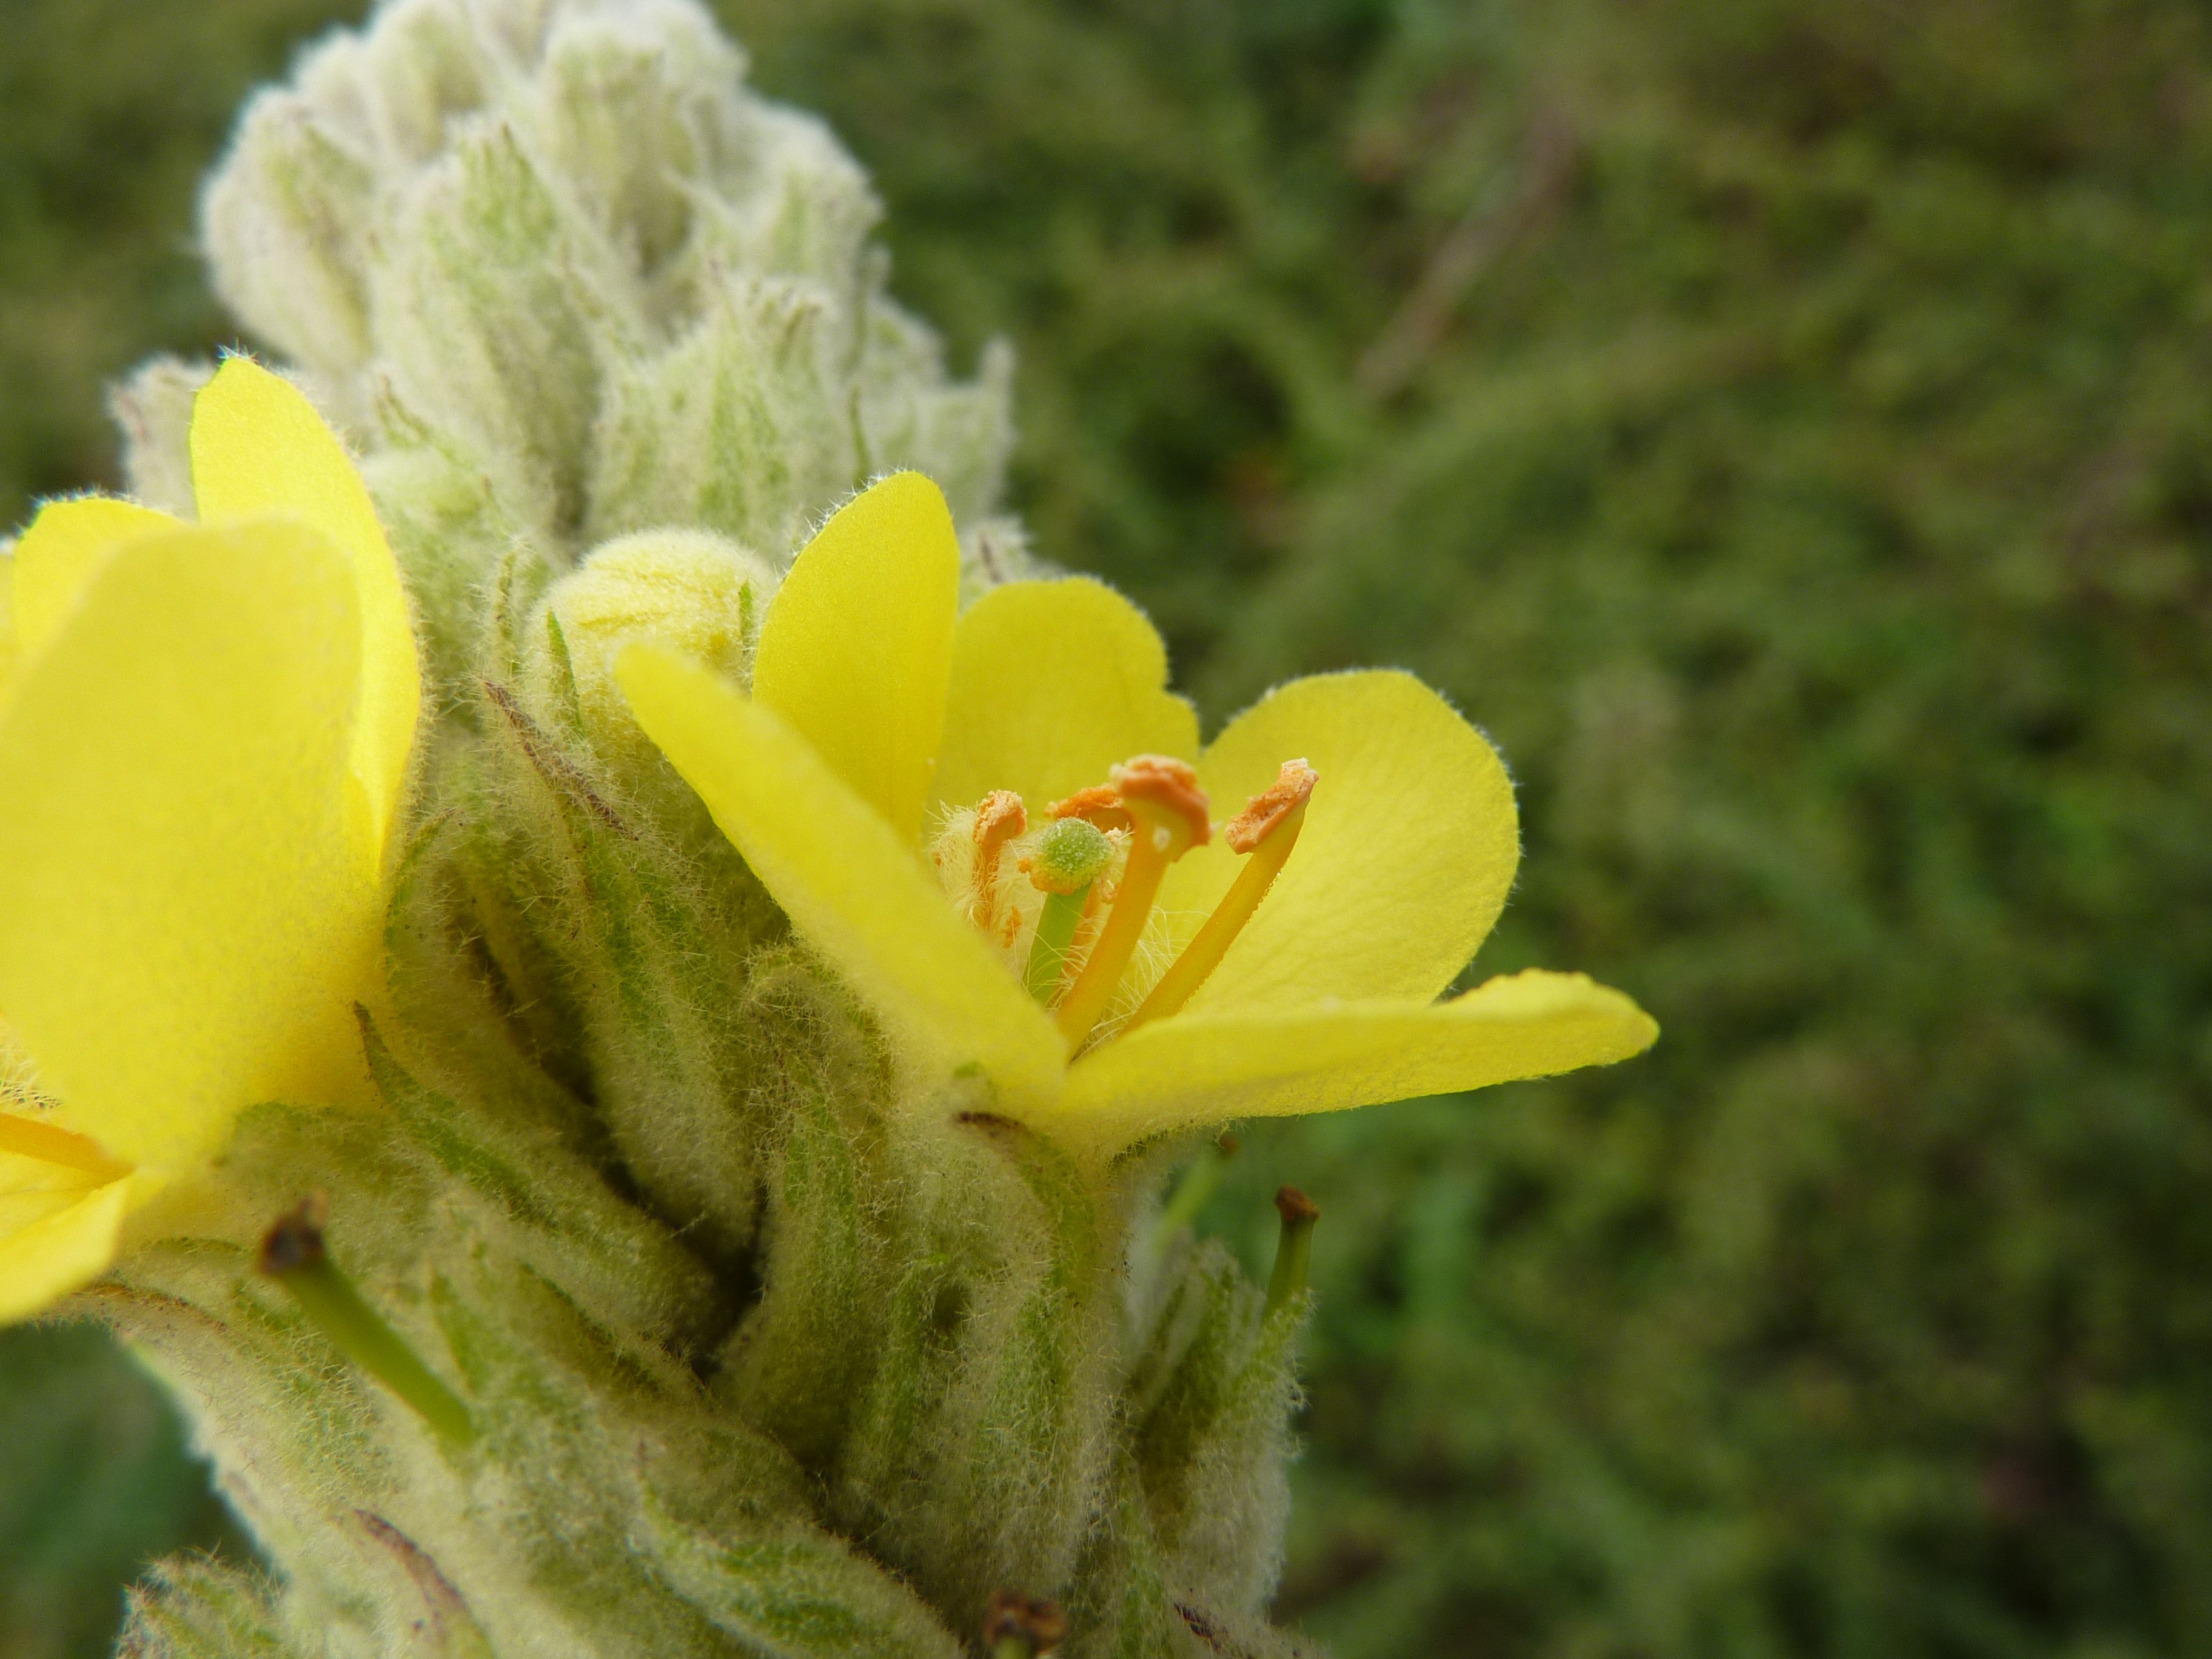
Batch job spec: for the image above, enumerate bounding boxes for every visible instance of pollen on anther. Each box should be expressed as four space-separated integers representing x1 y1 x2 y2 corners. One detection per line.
1050 784 1131 833
1225 759 1318 853
1110 755 1212 846
970 789 1028 929
973 789 1027 850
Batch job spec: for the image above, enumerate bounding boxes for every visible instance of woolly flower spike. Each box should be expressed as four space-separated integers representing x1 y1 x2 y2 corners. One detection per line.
0 358 420 1322
618 472 1656 1152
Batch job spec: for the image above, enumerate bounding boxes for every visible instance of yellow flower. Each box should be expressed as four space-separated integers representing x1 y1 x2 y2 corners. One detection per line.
617 474 1656 1152
0 358 420 1323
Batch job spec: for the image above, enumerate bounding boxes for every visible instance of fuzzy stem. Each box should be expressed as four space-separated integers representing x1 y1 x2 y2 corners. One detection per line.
1156 1133 1239 1243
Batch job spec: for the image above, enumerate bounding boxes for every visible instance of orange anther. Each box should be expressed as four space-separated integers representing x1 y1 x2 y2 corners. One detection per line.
1224 759 1318 853
970 789 1028 931
1050 784 1132 834
1121 757 1319 1035
1054 757 1212 1049
1109 755 1211 847
974 789 1027 847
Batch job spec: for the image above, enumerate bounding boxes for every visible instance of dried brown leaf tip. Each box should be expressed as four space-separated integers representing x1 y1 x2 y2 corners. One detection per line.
258 1191 330 1276
985 1590 1069 1655
1274 1185 1321 1225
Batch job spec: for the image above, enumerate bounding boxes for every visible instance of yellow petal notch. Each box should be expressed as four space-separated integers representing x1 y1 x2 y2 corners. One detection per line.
933 576 1199 816
11 497 181 665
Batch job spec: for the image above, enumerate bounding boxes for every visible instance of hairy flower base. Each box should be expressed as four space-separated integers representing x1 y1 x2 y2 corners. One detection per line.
929 751 1313 1054
91 956 1324 1659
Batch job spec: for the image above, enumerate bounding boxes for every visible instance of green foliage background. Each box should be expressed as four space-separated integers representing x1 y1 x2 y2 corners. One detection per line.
5 1 2210 1656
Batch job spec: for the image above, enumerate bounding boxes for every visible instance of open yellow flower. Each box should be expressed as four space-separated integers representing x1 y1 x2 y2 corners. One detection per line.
0 358 419 1323
617 473 1656 1152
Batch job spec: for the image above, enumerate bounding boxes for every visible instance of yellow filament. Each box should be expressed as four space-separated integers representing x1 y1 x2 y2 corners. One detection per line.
0 1111 129 1179
1055 807 1191 1050
1122 796 1310 1034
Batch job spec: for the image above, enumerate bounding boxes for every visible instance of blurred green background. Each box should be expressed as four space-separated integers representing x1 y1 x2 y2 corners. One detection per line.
7 1 2211 1655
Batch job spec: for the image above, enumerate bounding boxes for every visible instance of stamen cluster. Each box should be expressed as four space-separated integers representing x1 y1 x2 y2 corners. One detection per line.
931 754 1318 1052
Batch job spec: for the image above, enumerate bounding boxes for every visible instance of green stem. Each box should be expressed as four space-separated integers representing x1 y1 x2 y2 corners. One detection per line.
1155 1133 1238 1244
1024 882 1093 1004
1264 1185 1319 1322
1056 808 1188 1050
261 1201 476 1445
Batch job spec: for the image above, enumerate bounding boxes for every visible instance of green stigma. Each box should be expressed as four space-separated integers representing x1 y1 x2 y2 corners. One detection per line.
1024 818 1114 1004
1030 816 1113 894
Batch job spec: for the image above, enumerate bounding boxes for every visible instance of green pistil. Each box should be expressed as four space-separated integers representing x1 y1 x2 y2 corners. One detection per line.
1023 817 1113 1006
1025 886 1093 1004
1156 1131 1239 1241
1264 1185 1320 1322
260 1198 477 1446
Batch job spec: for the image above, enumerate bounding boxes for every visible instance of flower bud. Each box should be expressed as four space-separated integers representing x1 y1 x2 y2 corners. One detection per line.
189 0 1018 688
523 528 774 803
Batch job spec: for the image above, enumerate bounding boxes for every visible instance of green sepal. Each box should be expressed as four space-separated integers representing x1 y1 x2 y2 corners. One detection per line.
714 956 895 1466
469 675 775 1259
119 1561 303 1659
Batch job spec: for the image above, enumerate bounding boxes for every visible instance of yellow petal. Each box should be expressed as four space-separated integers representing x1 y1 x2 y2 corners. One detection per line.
189 357 420 859
0 1170 131 1326
11 497 181 663
751 474 959 843
933 577 1200 815
0 522 378 1171
1156 671 1518 1012
1059 969 1658 1148
0 549 16 697
618 645 1065 1102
